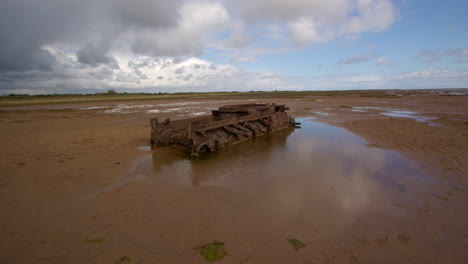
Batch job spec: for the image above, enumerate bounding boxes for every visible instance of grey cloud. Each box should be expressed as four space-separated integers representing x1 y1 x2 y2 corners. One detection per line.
234 0 347 22
157 76 164 80
159 60 173 69
112 0 178 29
174 67 185 74
172 58 183 64
418 48 468 63
77 43 119 69
182 74 193 81
0 48 56 72
375 56 394 68
0 0 202 74
130 34 205 58
340 53 379 64
133 69 148 80
229 53 256 63
127 61 148 79
176 73 191 80
0 0 104 72
128 58 156 69
417 49 443 62
88 67 115 79
115 72 138 83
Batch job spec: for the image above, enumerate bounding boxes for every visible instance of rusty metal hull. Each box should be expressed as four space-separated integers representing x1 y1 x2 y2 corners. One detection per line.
150 103 298 156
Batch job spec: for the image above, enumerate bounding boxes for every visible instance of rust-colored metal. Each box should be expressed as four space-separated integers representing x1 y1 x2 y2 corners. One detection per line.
150 103 300 156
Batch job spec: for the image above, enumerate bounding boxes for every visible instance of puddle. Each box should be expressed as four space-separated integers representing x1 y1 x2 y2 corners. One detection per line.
352 106 388 111
311 111 331 116
380 110 438 124
177 111 210 117
104 104 158 114
346 107 440 126
79 106 108 110
137 146 152 151
102 100 244 114
381 110 418 118
117 119 438 198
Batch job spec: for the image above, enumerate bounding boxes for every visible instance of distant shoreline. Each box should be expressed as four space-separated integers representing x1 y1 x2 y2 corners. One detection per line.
1 88 467 107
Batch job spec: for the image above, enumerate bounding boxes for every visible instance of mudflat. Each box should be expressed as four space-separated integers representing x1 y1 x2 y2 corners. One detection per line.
0 93 467 263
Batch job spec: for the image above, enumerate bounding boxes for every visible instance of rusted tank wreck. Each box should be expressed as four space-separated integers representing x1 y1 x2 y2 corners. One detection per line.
150 103 299 156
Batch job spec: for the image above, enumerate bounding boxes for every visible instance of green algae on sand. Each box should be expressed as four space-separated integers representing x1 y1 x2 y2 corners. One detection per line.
287 239 306 251
194 240 228 262
115 256 131 263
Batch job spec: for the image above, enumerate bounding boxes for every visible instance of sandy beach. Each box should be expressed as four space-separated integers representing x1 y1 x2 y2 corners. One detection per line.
0 93 467 263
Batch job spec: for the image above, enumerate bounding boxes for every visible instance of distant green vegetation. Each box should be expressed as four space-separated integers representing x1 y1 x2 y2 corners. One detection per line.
0 89 403 107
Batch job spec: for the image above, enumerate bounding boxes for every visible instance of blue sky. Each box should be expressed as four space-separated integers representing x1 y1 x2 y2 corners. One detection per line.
204 0 468 89
0 0 467 94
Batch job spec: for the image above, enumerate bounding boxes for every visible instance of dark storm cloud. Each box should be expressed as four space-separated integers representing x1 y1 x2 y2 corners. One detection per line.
0 0 181 73
0 48 56 72
112 0 178 29
0 0 103 72
77 43 119 68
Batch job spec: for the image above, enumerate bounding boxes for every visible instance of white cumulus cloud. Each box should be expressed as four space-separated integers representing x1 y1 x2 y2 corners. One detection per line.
0 0 400 94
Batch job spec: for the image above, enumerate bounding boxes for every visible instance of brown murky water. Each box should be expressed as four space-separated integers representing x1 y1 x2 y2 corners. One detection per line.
93 119 465 263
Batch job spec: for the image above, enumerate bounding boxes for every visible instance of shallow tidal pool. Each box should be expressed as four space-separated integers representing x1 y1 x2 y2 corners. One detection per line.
138 118 429 191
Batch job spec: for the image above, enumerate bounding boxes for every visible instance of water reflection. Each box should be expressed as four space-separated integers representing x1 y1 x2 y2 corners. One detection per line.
149 119 426 192
150 127 296 185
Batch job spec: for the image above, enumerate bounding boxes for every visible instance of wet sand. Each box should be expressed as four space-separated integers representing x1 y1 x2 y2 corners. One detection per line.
0 94 467 263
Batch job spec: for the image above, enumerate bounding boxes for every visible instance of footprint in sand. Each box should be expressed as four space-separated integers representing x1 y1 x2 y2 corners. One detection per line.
356 237 369 246
397 234 412 243
343 249 360 264
375 236 389 247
